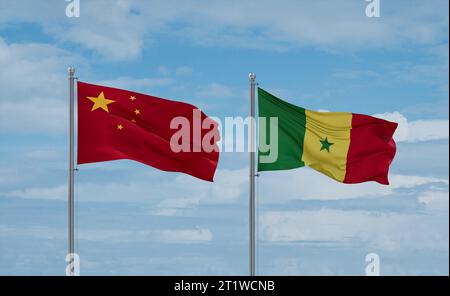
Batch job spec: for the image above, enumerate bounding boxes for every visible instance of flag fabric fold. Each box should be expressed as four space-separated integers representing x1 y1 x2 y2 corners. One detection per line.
257 88 397 185
77 81 219 181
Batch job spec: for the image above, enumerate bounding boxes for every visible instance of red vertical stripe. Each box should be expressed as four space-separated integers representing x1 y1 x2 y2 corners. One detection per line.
344 114 398 185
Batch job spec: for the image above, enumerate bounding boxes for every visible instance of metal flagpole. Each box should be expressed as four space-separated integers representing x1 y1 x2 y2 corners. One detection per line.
68 67 75 276
249 72 256 276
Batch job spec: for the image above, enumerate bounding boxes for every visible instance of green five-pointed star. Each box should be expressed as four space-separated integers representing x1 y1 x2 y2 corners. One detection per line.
320 137 334 152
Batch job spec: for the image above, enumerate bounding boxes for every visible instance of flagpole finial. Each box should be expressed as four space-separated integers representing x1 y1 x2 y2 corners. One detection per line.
68 67 75 77
249 72 256 81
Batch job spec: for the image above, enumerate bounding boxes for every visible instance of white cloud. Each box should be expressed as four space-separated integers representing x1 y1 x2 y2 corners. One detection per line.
3 0 446 59
0 225 64 240
196 83 233 98
151 168 247 215
408 120 449 142
2 168 248 207
0 38 82 133
259 168 448 202
58 0 148 61
22 149 61 161
5 165 448 209
0 1 146 61
6 184 67 201
0 38 80 100
418 191 449 211
0 225 213 244
389 174 448 189
332 51 448 91
151 197 201 216
0 98 67 133
147 0 448 52
78 228 213 244
260 208 449 251
373 111 449 143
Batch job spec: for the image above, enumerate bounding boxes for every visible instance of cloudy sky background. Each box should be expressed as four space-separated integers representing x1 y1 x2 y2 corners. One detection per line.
0 0 448 275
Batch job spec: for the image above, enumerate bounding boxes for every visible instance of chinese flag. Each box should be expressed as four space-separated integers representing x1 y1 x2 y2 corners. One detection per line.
77 81 220 181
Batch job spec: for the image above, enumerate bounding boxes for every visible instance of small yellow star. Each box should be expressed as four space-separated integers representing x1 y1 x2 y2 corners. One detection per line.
134 109 141 115
131 119 136 123
130 96 136 101
86 92 115 112
117 124 124 130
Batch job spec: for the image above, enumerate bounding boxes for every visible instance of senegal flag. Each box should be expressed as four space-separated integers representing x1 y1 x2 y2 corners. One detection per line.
258 88 398 185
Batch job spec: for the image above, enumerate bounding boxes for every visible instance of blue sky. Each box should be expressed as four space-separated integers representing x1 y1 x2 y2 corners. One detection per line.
0 0 448 275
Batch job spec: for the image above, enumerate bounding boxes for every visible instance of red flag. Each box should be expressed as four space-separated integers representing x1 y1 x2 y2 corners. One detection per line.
77 81 220 181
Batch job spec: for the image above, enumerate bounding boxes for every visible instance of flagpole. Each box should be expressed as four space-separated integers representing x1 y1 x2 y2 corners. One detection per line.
249 72 256 276
68 66 75 276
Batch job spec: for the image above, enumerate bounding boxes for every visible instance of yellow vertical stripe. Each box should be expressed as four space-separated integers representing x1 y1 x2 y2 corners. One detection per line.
301 110 352 182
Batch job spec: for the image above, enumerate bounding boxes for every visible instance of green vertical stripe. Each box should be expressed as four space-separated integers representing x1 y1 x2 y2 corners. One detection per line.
258 88 306 171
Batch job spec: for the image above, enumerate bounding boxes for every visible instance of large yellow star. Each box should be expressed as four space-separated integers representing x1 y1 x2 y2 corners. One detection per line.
86 92 115 112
